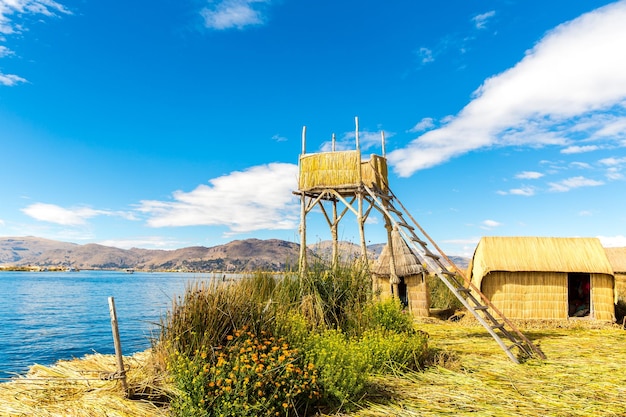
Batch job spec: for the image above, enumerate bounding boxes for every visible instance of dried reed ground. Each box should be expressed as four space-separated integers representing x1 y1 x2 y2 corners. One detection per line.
1 321 625 416
358 320 626 417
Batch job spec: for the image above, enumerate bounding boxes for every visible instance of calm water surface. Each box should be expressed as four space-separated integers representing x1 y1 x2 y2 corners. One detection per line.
0 270 224 377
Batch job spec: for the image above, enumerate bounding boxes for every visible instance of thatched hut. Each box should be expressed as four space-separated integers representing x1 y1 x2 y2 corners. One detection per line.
605 247 626 300
468 237 615 321
372 227 429 317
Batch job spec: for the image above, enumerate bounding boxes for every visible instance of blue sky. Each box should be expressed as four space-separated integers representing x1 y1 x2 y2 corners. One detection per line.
1 0 625 257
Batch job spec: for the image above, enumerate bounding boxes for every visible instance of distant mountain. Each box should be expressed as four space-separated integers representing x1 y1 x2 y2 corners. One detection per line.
0 236 470 272
0 237 301 272
0 236 78 264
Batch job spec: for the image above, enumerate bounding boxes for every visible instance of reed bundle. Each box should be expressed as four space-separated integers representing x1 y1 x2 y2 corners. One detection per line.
0 351 172 417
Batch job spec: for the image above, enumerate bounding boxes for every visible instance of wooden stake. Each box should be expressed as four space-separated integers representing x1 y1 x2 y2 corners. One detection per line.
108 296 128 395
381 131 386 157
355 117 360 150
332 133 336 152
301 126 307 155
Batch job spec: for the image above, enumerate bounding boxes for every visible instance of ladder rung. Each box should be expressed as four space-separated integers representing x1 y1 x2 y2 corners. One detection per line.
474 305 489 311
387 206 402 215
410 237 427 245
492 323 505 330
425 252 440 260
397 221 414 230
507 342 523 351
457 287 471 293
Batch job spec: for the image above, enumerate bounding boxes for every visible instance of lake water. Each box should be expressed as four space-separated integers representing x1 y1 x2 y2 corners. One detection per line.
0 270 226 377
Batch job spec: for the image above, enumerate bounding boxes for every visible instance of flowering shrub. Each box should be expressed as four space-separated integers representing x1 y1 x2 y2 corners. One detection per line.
169 328 320 417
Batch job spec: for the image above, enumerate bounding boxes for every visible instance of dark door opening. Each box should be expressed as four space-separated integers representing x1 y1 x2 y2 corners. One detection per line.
398 278 408 307
568 273 590 317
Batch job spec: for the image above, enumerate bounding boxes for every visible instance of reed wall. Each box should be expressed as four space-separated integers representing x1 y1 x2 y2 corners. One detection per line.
298 151 388 191
481 271 568 320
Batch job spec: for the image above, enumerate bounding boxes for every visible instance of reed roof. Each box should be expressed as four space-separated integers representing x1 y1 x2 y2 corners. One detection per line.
373 228 424 277
469 237 614 288
604 247 626 273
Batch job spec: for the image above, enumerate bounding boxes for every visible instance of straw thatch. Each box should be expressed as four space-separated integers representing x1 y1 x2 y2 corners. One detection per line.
373 228 429 317
298 151 388 192
468 237 615 321
605 247 626 298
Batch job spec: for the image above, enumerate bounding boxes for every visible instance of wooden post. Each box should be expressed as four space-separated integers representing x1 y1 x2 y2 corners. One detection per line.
332 133 336 152
381 131 386 157
299 193 308 273
357 191 368 265
355 117 360 150
331 199 338 268
108 296 128 395
301 126 307 155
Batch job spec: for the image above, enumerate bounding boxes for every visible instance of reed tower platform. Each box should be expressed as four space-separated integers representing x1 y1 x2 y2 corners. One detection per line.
293 118 546 364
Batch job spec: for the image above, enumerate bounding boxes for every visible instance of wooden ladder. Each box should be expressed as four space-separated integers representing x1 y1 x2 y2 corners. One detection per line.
363 184 546 363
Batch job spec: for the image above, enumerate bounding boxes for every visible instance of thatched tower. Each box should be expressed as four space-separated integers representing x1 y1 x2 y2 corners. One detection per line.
605 247 626 300
372 227 430 317
295 118 388 270
468 237 615 321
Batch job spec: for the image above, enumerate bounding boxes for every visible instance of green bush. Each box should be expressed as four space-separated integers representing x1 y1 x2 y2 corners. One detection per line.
366 298 414 333
305 329 371 409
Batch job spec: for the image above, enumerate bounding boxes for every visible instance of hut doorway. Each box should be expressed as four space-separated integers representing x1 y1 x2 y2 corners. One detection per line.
568 273 591 317
397 278 408 307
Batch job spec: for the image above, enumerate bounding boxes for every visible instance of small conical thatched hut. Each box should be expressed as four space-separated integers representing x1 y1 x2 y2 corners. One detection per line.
604 247 626 300
468 237 615 321
372 228 429 317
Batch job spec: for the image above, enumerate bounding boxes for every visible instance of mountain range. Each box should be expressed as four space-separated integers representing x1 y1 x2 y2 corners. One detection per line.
0 236 469 272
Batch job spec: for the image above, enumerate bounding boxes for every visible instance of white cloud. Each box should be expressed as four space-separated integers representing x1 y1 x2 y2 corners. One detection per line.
0 45 12 57
200 0 269 30
416 47 434 64
547 176 604 192
508 187 535 196
389 2 626 176
22 203 103 226
1 0 71 85
0 73 26 86
0 218 4 226
598 235 626 247
570 161 591 169
515 171 543 179
605 167 624 180
98 237 184 250
473 11 496 30
599 156 626 166
0 0 70 35
561 145 599 154
272 134 287 142
137 163 299 234
408 118 435 133
21 203 135 225
481 219 501 229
